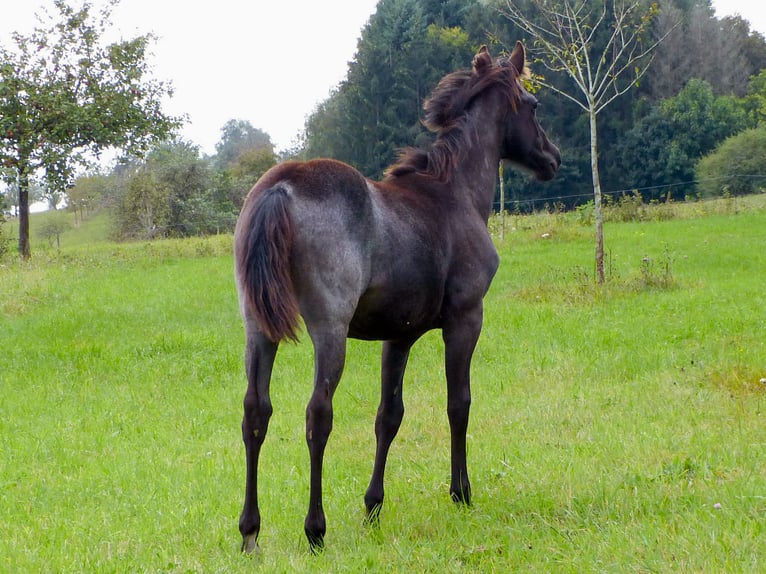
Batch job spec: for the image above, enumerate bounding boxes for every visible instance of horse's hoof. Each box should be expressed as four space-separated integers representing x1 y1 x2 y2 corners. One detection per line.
306 532 325 554
364 503 382 527
450 486 472 506
241 533 260 554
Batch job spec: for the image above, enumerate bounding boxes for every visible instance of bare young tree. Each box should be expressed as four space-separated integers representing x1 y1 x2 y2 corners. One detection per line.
503 0 671 283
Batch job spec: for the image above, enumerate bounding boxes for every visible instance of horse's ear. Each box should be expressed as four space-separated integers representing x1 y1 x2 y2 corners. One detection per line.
509 41 526 75
473 45 492 74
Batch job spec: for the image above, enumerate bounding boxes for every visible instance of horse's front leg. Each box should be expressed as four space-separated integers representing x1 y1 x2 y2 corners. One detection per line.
442 306 483 505
364 339 415 523
304 328 347 552
239 328 278 553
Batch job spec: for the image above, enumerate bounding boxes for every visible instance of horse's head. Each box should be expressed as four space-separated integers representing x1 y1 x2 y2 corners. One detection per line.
475 43 561 181
390 43 560 185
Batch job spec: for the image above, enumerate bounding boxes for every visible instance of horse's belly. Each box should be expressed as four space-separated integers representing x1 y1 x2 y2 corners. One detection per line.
348 289 442 341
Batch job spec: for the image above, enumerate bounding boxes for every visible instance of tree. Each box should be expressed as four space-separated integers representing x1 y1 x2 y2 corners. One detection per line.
114 140 212 239
67 173 112 224
148 141 211 236
214 120 273 169
0 0 181 258
502 0 668 283
617 79 751 199
744 69 766 127
37 213 70 249
227 147 277 202
339 0 428 177
119 169 169 239
211 122 277 229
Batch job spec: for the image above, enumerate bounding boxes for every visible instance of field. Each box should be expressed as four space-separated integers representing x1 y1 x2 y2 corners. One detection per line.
1 196 765 572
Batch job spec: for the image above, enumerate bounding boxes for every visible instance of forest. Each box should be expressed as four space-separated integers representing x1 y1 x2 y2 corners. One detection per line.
2 0 766 243
302 0 766 210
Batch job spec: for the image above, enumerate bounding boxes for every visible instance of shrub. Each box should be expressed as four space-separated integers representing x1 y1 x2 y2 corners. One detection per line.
603 190 646 222
696 127 766 197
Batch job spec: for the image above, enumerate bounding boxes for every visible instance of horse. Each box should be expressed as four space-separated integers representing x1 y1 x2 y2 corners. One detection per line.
233 42 560 553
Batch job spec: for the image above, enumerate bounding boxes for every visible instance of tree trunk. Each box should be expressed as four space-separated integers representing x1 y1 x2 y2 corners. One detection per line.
589 108 605 284
18 160 31 260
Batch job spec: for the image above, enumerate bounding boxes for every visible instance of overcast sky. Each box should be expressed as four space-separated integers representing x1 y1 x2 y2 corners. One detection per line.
1 0 765 156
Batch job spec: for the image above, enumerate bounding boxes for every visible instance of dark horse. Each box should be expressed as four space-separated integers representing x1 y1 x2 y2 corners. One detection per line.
234 42 560 553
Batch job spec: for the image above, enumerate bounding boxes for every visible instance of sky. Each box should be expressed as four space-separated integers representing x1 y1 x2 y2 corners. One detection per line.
713 0 766 34
0 0 380 155
1 0 765 157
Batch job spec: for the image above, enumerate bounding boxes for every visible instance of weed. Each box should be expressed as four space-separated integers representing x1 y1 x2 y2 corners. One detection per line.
635 244 676 290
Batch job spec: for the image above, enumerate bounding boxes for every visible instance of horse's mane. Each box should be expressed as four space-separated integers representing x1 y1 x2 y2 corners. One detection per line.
385 47 529 183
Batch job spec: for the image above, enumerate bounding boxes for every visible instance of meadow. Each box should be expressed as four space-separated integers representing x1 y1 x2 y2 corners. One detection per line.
1 196 765 572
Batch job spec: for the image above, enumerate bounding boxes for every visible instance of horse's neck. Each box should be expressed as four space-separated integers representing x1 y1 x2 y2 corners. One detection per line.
452 97 505 223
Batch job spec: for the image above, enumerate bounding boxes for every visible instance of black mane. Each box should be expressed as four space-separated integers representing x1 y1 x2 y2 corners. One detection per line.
385 55 524 182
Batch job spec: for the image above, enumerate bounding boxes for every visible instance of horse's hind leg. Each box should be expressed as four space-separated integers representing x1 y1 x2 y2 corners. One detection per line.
364 339 413 523
239 326 278 553
303 325 347 552
442 307 483 506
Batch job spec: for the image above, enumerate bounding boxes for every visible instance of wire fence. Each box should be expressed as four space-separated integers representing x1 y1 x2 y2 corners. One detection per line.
493 174 766 213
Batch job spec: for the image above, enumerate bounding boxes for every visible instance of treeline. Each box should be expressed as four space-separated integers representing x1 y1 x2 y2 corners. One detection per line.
63 120 278 240
11 0 765 241
300 0 766 210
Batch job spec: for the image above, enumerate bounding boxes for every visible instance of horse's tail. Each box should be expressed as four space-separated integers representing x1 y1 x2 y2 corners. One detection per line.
236 184 300 342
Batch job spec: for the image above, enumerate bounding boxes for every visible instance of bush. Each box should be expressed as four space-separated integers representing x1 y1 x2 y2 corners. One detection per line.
603 190 646 222
696 128 766 197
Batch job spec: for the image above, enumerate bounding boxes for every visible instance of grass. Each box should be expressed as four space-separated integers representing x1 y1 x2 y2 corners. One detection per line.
1 196 765 572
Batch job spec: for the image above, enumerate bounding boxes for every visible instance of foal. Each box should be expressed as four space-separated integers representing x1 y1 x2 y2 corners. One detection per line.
234 42 560 552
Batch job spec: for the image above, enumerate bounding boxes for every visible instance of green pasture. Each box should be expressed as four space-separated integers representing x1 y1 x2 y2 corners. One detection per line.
1 197 765 572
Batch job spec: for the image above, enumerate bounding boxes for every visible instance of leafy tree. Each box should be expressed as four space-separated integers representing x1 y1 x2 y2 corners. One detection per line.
214 120 273 169
67 173 112 224
226 146 277 204
696 127 766 197
502 0 667 283
0 0 181 258
617 79 751 198
115 167 169 239
743 70 766 127
340 0 427 177
37 213 71 249
149 141 211 236
209 121 278 230
286 0 766 217
114 140 213 239
303 85 355 163
660 80 750 180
